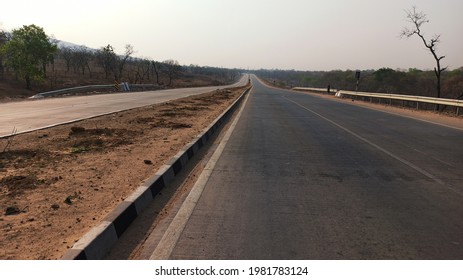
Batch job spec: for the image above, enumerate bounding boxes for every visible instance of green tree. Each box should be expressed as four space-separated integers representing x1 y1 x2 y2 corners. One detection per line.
0 29 8 80
0 24 57 89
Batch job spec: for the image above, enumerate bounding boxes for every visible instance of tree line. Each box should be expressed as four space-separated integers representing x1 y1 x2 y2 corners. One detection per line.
256 7 462 101
0 24 241 91
254 67 463 99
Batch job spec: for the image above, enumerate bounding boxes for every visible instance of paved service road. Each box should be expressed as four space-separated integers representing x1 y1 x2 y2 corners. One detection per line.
160 75 463 259
0 76 248 137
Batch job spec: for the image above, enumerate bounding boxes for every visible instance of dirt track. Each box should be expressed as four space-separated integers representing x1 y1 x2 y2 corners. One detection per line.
0 85 248 259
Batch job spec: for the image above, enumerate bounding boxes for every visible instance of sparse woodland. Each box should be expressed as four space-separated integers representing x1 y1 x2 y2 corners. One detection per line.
1 19 462 102
256 7 463 102
255 67 463 100
0 25 241 99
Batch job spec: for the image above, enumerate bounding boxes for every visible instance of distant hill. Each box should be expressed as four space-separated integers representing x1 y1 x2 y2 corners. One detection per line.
55 39 96 51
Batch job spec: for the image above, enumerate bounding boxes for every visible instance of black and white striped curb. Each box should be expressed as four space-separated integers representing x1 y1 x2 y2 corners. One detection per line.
61 86 251 260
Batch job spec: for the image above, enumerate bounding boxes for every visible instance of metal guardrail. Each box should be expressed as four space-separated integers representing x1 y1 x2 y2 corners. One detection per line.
30 83 162 99
292 87 337 94
292 87 462 114
337 90 463 108
31 75 247 99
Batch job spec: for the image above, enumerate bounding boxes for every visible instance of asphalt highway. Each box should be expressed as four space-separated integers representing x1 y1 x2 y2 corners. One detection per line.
160 75 463 259
0 76 248 137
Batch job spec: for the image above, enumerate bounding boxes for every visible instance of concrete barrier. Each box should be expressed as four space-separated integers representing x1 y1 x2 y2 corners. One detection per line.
61 86 252 260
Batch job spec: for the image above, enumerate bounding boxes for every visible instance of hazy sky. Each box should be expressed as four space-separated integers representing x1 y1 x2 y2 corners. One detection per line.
2 0 463 71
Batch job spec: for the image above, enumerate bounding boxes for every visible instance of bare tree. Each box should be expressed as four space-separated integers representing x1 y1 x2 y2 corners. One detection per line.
59 47 73 73
136 59 151 83
116 44 134 81
163 59 181 86
151 61 161 85
400 6 447 105
73 46 94 77
96 44 116 79
128 58 151 84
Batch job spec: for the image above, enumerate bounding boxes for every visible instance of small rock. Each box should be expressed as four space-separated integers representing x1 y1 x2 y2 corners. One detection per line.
64 196 73 205
144 159 153 165
5 206 21 216
51 204 60 210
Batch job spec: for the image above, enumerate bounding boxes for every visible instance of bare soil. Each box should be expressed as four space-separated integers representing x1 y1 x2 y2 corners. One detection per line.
0 85 248 260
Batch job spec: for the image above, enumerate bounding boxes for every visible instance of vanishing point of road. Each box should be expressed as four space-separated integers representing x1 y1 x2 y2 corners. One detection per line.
144 75 463 259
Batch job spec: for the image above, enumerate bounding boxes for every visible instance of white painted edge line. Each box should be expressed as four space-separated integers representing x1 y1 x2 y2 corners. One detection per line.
290 89 463 132
282 96 463 197
358 106 463 132
149 85 252 260
60 84 251 259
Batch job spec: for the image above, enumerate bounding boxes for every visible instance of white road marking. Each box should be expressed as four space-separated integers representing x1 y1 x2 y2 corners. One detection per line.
362 107 463 132
149 88 252 260
409 147 456 168
290 90 463 132
282 97 463 195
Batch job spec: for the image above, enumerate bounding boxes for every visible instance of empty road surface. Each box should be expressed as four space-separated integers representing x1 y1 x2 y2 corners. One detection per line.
0 76 248 137
149 75 463 259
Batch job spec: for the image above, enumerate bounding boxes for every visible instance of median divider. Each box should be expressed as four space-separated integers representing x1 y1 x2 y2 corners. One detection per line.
61 86 252 260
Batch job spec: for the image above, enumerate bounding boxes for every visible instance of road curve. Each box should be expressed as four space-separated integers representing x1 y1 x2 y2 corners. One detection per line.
155 75 463 259
0 76 249 137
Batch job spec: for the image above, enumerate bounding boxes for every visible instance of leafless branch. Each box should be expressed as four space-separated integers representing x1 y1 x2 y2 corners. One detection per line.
2 127 18 153
400 6 429 38
400 6 447 101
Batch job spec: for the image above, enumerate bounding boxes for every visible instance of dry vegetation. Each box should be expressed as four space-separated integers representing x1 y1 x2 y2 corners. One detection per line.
0 56 239 102
0 85 248 259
